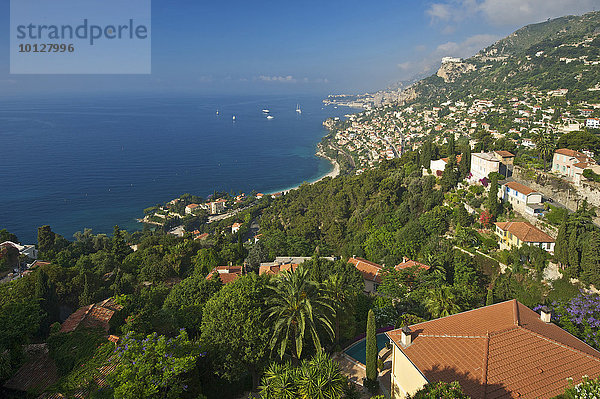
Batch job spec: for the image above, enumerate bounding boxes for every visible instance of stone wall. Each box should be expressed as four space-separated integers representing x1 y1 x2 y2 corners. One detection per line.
513 166 600 226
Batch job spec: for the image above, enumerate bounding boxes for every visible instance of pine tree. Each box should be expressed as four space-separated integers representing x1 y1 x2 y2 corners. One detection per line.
37 225 55 254
581 231 600 287
365 309 377 382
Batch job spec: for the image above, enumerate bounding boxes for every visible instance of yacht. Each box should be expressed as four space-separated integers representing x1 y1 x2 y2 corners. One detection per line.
232 115 236 121
262 109 270 113
296 104 302 114
266 115 274 119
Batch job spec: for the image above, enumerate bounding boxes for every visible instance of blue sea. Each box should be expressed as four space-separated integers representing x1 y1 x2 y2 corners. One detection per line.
0 93 355 243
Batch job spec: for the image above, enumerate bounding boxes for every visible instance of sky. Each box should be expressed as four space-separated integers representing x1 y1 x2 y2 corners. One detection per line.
1 0 600 96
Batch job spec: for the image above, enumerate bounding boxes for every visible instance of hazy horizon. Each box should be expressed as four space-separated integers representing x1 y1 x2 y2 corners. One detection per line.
1 0 600 96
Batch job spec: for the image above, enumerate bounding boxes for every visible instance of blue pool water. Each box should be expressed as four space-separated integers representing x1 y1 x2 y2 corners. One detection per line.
344 333 390 365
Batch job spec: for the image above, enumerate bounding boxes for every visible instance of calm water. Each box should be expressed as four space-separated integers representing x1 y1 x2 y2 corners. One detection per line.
0 93 354 243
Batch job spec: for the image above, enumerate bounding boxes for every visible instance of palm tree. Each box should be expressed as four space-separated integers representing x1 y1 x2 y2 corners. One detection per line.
298 352 346 399
265 266 335 361
425 286 461 318
533 130 555 172
323 273 353 346
259 362 298 399
259 353 346 399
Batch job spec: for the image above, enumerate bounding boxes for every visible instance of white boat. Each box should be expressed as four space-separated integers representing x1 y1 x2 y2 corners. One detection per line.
266 115 274 119
262 109 270 113
232 115 236 121
296 104 302 114
216 109 219 115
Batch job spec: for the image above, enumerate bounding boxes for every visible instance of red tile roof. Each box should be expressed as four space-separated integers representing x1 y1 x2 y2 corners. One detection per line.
194 232 209 240
348 257 383 284
259 263 300 275
441 155 463 164
206 265 243 284
387 300 600 399
495 221 555 243
60 298 123 334
504 181 536 195
555 148 591 163
3 344 58 392
395 258 431 271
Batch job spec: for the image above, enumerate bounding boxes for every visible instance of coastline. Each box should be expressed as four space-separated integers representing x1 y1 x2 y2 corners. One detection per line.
266 148 340 195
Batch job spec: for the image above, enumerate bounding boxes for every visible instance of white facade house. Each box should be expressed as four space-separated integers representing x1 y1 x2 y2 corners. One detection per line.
470 151 514 181
500 181 543 215
586 118 600 129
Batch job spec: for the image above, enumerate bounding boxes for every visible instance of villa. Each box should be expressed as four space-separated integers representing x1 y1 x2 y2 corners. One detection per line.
349 257 431 294
348 257 384 294
470 151 514 182
259 256 335 276
494 221 555 253
386 300 600 398
499 181 543 216
206 265 243 284
552 148 599 185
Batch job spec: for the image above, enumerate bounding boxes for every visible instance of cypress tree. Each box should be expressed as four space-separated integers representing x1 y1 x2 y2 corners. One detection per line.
487 173 499 218
447 134 456 157
486 286 494 306
581 231 600 287
568 228 580 275
460 144 471 179
441 156 459 191
554 212 569 268
79 274 93 307
366 309 377 382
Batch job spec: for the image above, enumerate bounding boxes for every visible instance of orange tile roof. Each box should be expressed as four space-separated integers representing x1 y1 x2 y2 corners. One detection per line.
348 257 383 284
206 265 243 284
441 155 463 164
387 300 600 399
395 258 430 271
555 148 591 163
504 181 536 195
60 298 123 334
259 263 300 275
495 221 555 243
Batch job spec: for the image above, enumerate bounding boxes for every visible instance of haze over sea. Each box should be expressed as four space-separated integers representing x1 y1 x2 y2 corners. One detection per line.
0 94 354 243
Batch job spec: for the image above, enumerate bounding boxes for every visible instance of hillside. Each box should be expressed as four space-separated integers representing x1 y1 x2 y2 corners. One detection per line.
402 11 600 106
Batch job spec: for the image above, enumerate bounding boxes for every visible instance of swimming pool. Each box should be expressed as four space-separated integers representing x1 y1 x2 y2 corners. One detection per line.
344 333 390 365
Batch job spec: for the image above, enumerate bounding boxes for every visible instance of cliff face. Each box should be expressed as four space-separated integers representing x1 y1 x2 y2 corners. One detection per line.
436 61 476 83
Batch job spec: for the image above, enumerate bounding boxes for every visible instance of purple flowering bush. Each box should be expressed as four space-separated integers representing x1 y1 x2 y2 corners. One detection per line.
109 329 204 399
535 292 600 349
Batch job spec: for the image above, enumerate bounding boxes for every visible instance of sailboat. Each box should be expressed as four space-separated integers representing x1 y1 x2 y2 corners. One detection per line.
296 104 302 114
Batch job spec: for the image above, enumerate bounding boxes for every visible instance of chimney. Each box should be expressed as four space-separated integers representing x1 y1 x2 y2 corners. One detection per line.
540 306 552 323
401 326 412 346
